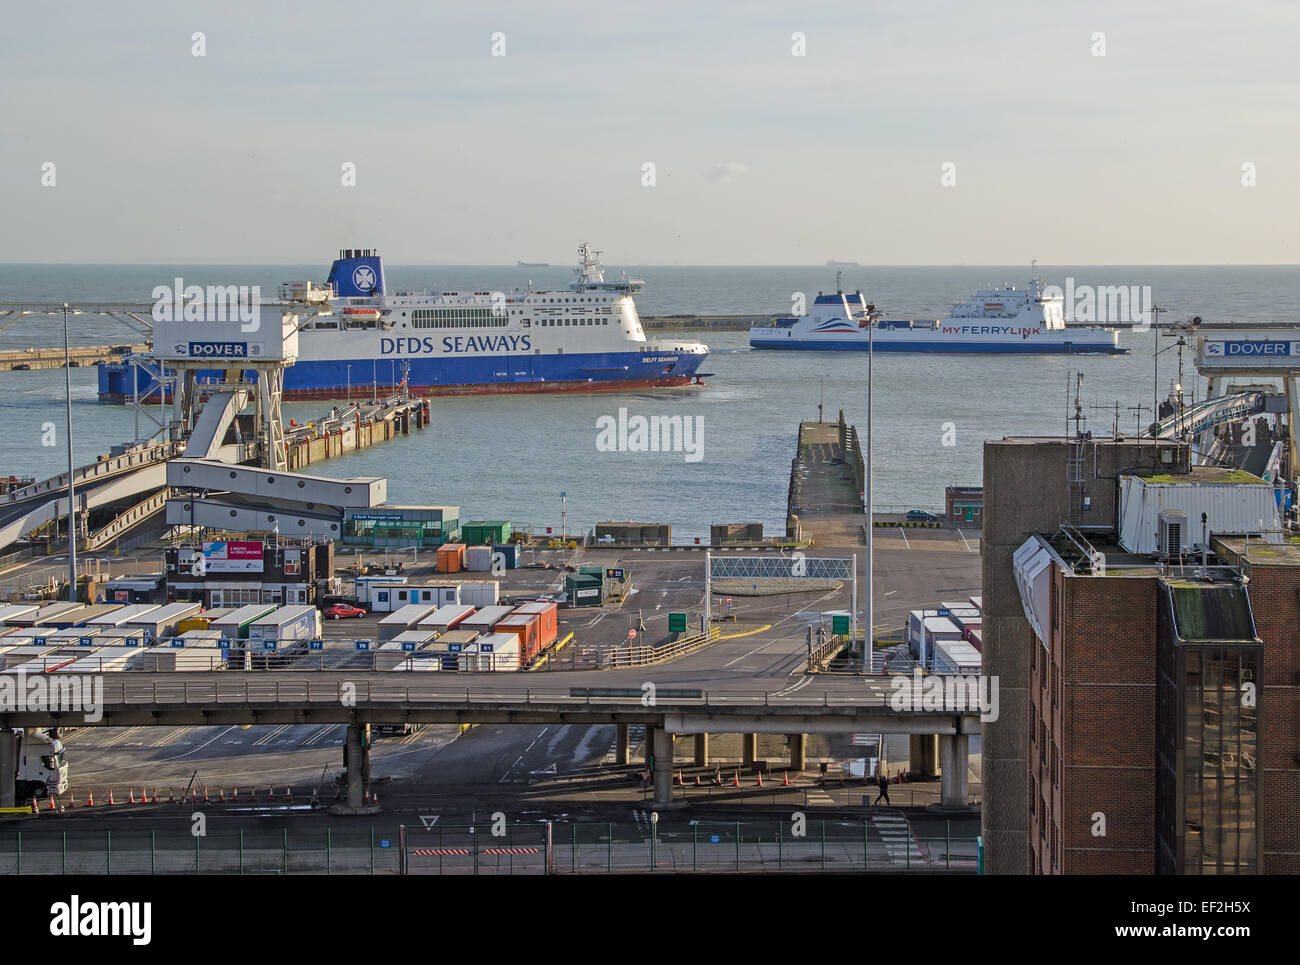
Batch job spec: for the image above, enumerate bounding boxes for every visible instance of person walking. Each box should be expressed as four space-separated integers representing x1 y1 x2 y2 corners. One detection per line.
874 771 890 806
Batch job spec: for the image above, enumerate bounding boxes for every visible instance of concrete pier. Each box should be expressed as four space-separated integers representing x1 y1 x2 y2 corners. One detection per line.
615 723 630 765
0 730 15 808
651 727 673 805
789 733 807 772
741 733 757 766
693 733 709 766
910 734 939 777
939 734 970 808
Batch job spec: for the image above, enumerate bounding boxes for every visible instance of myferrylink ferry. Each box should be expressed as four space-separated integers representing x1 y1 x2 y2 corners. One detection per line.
750 277 1126 354
97 244 710 402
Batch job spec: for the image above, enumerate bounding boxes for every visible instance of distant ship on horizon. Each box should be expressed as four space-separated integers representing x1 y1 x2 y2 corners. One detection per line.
825 260 861 268
517 261 550 268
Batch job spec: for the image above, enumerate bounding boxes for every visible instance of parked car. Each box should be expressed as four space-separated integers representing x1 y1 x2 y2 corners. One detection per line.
905 509 940 522
325 603 366 620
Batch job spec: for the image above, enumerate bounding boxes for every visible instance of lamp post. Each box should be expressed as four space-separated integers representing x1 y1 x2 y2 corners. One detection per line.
346 365 351 404
864 311 874 670
62 303 77 603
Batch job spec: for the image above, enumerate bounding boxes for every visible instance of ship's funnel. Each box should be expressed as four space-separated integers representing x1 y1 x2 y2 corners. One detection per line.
327 250 385 297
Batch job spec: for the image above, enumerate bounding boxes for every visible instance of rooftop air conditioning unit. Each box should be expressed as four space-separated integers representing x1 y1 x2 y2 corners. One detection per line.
1158 510 1188 557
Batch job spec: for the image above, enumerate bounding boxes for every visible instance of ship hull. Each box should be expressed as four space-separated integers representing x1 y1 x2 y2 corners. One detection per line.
97 350 708 404
749 327 1126 354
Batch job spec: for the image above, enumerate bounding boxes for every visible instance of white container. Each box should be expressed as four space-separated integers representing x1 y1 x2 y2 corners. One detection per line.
378 604 440 640
472 632 520 671
355 576 406 606
390 629 441 651
1118 471 1282 555
464 546 493 572
933 639 983 674
0 604 40 626
125 602 204 642
53 646 144 673
417 604 476 633
456 581 500 607
918 617 963 669
87 604 160 627
374 641 416 671
459 605 515 632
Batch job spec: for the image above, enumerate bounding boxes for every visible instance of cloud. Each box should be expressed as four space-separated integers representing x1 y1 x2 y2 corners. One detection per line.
705 162 750 183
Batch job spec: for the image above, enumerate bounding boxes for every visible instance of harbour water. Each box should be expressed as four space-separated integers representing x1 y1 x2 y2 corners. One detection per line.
2 265 1297 539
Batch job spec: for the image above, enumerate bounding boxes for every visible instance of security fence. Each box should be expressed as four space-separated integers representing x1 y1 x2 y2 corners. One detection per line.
0 817 978 875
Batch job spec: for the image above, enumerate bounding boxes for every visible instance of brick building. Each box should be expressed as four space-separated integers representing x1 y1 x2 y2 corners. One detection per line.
984 436 1297 874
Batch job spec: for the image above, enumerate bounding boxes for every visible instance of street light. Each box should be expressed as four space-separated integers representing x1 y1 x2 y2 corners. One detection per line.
62 303 77 603
863 308 874 670
346 364 351 404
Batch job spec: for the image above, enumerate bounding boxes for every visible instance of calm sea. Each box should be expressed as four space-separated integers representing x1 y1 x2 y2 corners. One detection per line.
2 264 1296 539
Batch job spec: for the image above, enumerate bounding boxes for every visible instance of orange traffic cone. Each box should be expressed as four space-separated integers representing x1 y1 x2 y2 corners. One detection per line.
249 786 257 802
128 788 135 804
151 788 158 803
218 787 225 803
695 773 701 787
675 769 683 786
30 797 37 814
285 787 292 803
67 792 75 808
231 786 238 801
48 794 57 811
732 770 740 787
168 787 175 803
783 771 790 786
107 788 115 805
267 786 275 802
755 770 763 787
203 786 209 804
86 790 94 807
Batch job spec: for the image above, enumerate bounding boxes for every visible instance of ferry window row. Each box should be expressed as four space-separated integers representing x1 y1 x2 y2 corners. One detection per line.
537 318 608 326
411 308 508 329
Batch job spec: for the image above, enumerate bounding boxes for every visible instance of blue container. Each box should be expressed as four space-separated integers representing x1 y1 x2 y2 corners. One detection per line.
492 544 520 569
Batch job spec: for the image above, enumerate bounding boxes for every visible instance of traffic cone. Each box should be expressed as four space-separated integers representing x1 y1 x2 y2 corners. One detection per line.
783 771 790 786
67 792 75 808
732 770 740 787
231 786 238 801
48 794 57 811
108 788 115 805
86 790 94 807
371 792 378 808
267 786 275 802
695 773 701 787
168 787 175 804
128 788 135 804
30 797 37 814
151 788 158 803
286 787 293 803
675 769 683 786
218 787 225 803
249 786 257 802
203 786 209 804
755 770 763 787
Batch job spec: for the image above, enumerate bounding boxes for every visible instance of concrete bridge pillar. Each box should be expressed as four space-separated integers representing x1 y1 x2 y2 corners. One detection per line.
939 734 969 808
789 733 807 772
615 724 630 765
0 729 15 808
741 733 757 766
345 723 365 809
693 733 709 767
910 734 939 777
651 727 674 805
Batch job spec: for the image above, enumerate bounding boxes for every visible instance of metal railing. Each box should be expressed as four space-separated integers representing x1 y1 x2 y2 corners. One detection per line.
0 818 979 875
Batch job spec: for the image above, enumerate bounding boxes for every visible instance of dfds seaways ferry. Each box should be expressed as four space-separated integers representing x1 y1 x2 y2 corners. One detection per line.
750 277 1125 354
97 244 710 402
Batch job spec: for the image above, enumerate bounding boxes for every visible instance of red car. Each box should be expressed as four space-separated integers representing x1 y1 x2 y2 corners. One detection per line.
325 603 366 620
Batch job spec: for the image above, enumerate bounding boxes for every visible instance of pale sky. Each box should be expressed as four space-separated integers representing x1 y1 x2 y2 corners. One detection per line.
3 0 1297 264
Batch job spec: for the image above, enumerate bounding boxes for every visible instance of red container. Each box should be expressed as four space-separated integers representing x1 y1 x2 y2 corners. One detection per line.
513 601 557 650
436 544 465 574
495 613 541 664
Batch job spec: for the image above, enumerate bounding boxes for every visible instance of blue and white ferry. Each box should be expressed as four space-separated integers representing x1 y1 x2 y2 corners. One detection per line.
97 244 710 402
750 277 1126 354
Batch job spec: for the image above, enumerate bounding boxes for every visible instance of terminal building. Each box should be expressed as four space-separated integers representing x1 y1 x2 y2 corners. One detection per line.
164 538 334 608
342 506 459 549
984 435 1297 874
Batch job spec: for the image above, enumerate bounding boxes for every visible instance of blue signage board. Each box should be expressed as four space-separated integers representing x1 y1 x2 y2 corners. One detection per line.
355 640 370 651
309 639 324 650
